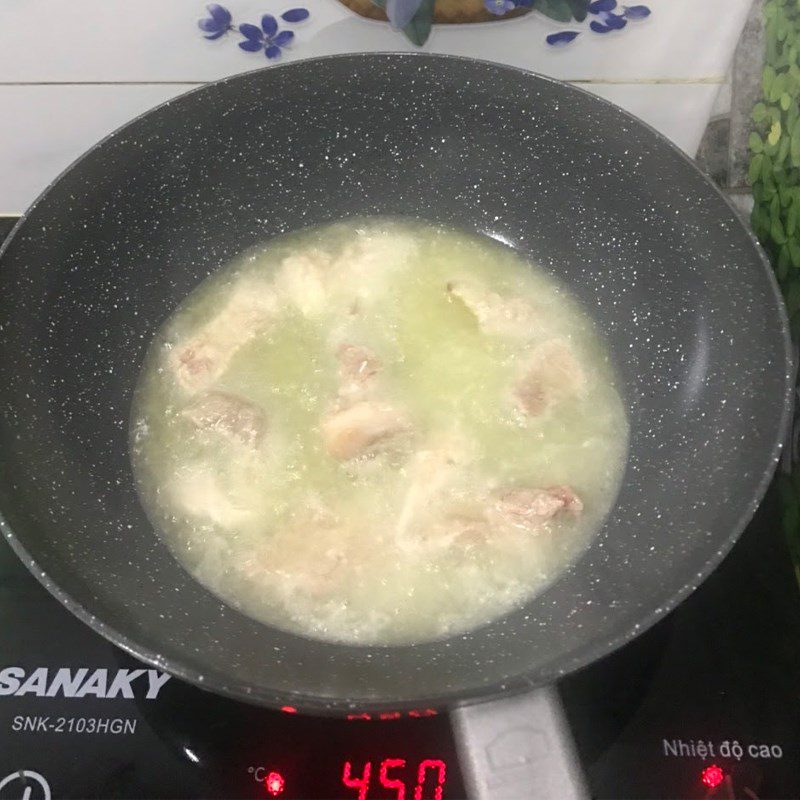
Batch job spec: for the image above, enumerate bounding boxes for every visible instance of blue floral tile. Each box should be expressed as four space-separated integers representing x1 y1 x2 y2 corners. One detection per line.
198 5 309 59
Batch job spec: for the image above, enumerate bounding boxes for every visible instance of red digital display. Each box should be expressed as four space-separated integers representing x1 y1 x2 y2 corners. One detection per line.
342 760 372 800
415 760 446 800
342 758 446 800
379 759 406 799
700 764 725 790
264 770 285 796
346 710 437 721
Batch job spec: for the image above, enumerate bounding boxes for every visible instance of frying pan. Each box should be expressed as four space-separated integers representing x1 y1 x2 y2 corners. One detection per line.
0 54 792 798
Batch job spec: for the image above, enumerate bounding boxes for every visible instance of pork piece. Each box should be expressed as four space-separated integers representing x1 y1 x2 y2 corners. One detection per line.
447 279 536 337
240 544 346 598
171 278 278 393
321 401 410 461
416 512 490 556
273 249 331 318
181 392 265 448
490 485 583 532
336 343 381 399
333 230 418 307
514 339 585 416
275 237 413 319
267 537 347 599
395 447 462 541
169 467 256 529
239 505 349 599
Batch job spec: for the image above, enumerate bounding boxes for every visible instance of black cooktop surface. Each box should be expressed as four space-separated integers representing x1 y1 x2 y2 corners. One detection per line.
1 216 799 800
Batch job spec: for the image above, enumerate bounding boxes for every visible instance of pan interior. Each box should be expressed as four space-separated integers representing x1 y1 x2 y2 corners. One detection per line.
128 217 630 648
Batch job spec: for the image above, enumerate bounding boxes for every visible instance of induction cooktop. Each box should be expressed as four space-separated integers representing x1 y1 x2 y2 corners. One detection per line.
1 217 799 800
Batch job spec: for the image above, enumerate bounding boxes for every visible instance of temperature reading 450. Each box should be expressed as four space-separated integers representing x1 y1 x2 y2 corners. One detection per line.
342 758 446 800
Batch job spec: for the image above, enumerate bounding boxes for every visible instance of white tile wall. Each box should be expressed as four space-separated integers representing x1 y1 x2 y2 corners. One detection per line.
0 0 749 83
0 0 751 213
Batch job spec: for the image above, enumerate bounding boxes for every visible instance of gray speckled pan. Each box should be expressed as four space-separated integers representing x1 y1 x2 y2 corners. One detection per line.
0 54 792 716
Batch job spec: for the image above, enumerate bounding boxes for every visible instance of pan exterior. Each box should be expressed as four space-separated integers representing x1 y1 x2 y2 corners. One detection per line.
0 54 792 714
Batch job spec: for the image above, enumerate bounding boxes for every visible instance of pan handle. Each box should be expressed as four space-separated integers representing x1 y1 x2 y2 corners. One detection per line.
451 685 590 800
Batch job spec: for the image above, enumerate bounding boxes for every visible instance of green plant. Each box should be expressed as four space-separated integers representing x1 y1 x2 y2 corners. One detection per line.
750 0 800 586
751 2 800 301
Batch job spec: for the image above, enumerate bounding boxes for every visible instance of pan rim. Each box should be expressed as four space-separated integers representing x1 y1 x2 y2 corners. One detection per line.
0 51 794 715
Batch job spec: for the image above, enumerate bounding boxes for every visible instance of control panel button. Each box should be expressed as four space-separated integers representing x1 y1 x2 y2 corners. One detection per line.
0 770 51 800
